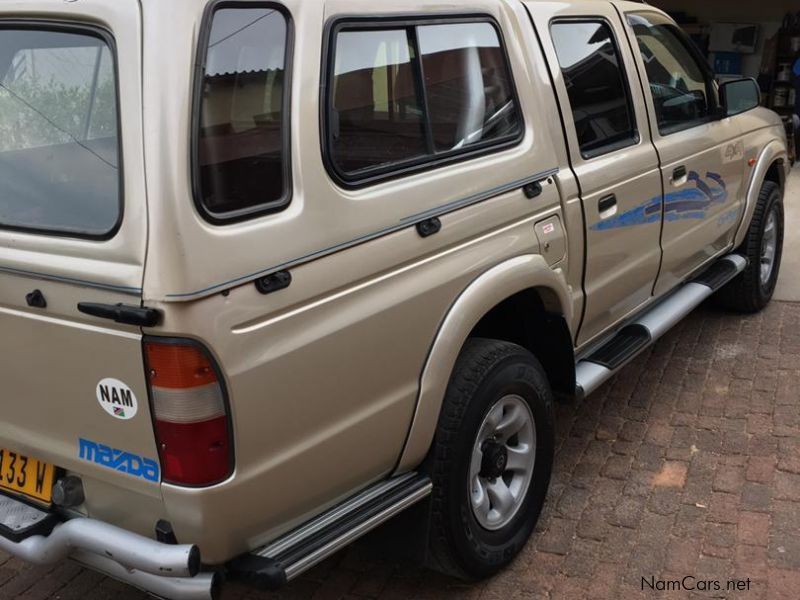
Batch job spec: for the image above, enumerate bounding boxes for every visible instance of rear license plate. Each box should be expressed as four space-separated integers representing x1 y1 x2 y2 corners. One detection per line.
0 449 55 503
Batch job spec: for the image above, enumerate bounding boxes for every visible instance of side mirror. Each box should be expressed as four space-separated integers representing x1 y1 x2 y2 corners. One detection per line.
719 78 761 117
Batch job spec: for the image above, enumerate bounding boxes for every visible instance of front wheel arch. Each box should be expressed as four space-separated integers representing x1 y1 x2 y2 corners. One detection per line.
716 180 784 312
734 142 787 248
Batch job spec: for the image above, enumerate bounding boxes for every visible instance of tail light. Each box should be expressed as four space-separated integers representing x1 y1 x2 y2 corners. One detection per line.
144 339 232 486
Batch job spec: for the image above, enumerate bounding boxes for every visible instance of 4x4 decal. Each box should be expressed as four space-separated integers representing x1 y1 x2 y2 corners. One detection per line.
78 438 160 482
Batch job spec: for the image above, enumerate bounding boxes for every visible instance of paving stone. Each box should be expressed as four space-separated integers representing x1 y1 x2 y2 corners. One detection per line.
602 454 633 480
704 522 737 549
536 518 576 556
768 500 800 570
665 538 701 573
737 512 770 547
767 568 800 600
746 456 776 484
740 482 773 513
774 472 800 501
555 485 592 518
713 464 745 493
608 496 645 529
734 544 768 581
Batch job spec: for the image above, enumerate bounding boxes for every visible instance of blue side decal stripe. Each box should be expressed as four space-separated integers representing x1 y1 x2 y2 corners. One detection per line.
591 172 730 232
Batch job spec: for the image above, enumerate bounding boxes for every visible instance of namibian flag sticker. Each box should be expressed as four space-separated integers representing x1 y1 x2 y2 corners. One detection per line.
113 407 126 418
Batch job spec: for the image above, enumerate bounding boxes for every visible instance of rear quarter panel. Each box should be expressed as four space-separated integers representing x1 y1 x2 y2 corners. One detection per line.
152 192 567 562
141 0 574 562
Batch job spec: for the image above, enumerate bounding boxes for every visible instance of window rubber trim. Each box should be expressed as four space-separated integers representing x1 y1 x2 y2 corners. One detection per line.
548 16 641 161
0 20 124 241
320 13 526 190
190 0 294 225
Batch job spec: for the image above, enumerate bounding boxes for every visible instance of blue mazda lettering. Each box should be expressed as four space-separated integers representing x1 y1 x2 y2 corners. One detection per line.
79 438 160 482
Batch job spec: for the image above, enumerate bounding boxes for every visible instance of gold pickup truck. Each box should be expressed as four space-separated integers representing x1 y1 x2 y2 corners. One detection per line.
0 1 788 598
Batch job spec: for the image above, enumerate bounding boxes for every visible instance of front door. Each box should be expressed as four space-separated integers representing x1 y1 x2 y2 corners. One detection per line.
623 10 746 295
527 2 664 346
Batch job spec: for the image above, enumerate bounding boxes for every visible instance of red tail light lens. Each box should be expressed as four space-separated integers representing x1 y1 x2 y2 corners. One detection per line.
144 340 232 486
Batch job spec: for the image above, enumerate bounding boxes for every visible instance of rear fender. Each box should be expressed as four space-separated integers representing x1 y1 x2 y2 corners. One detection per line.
393 255 572 474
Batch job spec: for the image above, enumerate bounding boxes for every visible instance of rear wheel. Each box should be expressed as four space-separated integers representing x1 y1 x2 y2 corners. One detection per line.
716 180 784 312
426 339 555 579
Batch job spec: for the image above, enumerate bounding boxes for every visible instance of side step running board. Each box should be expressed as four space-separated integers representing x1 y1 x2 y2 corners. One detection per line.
576 254 747 400
230 472 432 590
585 324 650 370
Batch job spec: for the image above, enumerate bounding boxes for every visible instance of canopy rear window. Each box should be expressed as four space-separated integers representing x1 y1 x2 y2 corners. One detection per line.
0 25 121 239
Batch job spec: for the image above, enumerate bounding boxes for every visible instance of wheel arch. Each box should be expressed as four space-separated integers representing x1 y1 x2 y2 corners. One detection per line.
394 255 574 474
469 289 575 398
764 159 786 191
735 141 789 248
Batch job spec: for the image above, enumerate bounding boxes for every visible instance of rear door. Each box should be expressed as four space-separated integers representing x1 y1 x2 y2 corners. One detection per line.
0 0 159 506
526 1 663 346
621 9 746 295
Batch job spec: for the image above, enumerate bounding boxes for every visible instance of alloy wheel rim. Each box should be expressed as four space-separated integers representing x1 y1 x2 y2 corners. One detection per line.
760 208 778 287
468 394 536 531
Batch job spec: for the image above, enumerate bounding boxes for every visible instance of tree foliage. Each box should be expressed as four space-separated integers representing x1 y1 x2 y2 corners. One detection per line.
0 53 117 153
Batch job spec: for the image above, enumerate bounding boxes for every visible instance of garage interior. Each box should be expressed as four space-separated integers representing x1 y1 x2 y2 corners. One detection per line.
650 0 800 161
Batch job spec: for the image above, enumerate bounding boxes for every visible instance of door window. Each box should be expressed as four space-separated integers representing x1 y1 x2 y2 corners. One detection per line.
627 13 717 135
417 23 520 153
550 20 638 157
0 27 120 238
326 20 522 185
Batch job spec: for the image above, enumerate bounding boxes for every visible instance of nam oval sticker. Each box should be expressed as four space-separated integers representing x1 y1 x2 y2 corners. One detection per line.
96 378 138 420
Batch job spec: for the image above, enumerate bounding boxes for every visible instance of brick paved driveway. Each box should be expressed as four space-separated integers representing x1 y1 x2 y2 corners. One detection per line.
2 301 798 600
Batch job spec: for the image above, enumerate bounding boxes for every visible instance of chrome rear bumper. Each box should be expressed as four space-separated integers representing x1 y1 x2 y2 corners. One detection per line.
0 493 218 600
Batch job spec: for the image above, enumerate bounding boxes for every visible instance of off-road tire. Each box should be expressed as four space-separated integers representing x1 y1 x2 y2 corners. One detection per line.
426 338 555 580
716 180 784 313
